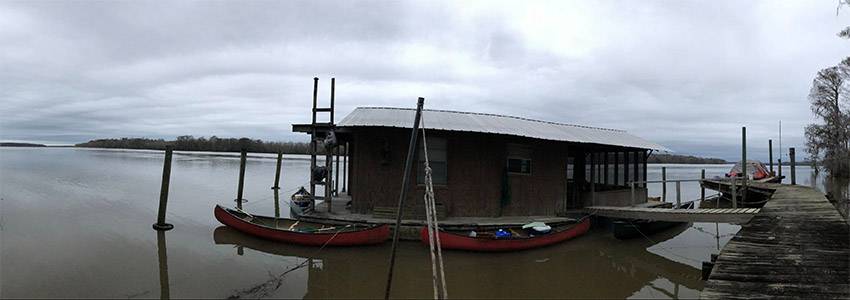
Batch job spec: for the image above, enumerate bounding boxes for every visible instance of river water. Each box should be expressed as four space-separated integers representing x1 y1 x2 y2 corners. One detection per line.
0 147 841 299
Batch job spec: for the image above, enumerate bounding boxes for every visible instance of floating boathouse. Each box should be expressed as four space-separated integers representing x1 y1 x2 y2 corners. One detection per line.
293 91 669 221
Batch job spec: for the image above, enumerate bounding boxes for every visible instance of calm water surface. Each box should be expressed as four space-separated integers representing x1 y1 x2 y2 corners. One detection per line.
0 148 838 298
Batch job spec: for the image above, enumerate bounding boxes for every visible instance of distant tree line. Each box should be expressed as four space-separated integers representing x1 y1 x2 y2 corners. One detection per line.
75 136 323 154
0 142 47 147
647 154 727 164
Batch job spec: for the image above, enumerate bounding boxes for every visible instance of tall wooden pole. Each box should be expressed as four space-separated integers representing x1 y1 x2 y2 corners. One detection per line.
153 146 174 231
384 97 424 300
236 148 247 210
742 127 747 204
272 150 282 190
768 139 774 174
790 147 796 185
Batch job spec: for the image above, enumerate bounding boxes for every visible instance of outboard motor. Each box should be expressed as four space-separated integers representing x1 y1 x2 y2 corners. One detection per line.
312 166 327 183
323 131 338 149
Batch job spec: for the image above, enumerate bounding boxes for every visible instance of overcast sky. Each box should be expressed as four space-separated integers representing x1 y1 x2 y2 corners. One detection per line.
1 1 848 160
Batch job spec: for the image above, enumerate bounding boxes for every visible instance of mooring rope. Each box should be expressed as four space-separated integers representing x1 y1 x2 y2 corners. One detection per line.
421 117 449 299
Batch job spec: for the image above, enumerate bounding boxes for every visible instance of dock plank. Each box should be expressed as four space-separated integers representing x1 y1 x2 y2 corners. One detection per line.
701 184 850 299
585 205 757 223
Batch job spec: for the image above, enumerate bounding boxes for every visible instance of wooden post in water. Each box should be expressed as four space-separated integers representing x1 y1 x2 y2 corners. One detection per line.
384 97 424 300
236 148 247 210
741 127 747 204
661 167 667 202
731 177 738 208
768 139 774 174
790 147 796 185
676 181 681 208
272 150 282 190
156 230 171 299
153 146 174 231
701 169 706 202
273 189 280 218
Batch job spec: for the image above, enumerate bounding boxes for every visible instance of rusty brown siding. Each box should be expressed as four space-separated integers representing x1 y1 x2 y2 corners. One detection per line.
349 127 571 218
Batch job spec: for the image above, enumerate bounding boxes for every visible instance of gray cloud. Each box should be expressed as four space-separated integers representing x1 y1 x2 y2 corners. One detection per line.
1 0 848 161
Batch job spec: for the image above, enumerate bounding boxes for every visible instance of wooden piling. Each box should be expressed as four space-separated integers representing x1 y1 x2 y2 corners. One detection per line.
156 230 170 299
153 146 174 231
768 139 774 174
272 150 282 190
676 181 681 208
385 97 424 300
701 169 706 202
731 177 737 209
741 127 747 204
236 148 247 210
790 147 796 185
662 167 667 202
273 189 280 218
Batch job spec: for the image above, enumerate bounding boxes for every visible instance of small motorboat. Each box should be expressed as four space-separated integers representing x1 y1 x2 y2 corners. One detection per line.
612 201 694 240
726 160 782 183
214 205 390 246
419 217 591 252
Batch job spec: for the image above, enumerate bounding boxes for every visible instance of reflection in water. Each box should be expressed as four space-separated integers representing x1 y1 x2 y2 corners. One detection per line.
156 230 170 300
213 225 704 299
10 149 823 298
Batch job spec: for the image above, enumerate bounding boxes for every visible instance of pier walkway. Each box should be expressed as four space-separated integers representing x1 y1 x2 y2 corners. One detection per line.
585 205 759 224
701 184 850 299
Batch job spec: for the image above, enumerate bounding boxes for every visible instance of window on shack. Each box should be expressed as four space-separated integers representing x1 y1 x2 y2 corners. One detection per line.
506 144 532 175
417 137 447 185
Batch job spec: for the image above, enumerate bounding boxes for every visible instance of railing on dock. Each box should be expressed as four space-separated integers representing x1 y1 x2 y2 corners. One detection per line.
628 178 706 208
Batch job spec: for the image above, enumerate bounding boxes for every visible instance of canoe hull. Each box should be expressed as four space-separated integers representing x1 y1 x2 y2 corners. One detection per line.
214 205 390 246
421 218 591 252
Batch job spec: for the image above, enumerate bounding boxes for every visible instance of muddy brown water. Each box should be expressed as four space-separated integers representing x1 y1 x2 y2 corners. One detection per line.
0 147 840 298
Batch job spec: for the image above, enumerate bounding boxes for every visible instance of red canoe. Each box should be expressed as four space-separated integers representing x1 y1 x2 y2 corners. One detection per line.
420 217 591 252
214 205 390 246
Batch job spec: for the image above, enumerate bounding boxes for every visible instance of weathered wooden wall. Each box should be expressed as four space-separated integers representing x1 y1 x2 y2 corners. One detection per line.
348 127 571 217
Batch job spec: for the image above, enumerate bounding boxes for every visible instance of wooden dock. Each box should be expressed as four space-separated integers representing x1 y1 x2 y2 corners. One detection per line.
701 184 850 299
585 205 759 223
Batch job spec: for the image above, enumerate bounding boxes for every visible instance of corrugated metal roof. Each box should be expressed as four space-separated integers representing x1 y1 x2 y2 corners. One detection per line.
337 107 671 151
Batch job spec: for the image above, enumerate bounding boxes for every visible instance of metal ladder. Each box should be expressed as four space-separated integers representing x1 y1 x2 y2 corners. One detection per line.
309 77 336 212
